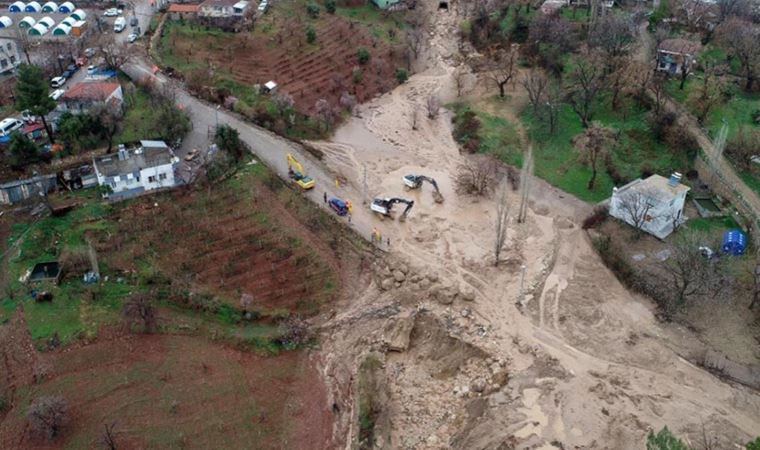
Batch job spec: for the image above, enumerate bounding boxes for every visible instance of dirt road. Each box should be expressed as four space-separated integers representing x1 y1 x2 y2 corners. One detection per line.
124 12 760 448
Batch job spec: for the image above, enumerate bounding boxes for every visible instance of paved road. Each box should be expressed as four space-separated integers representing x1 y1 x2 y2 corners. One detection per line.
122 59 383 245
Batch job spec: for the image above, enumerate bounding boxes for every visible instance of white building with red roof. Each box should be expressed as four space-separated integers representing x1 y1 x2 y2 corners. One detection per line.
60 81 123 114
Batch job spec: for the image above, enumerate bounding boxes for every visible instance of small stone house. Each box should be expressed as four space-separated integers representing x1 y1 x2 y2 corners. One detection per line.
93 141 179 201
60 81 123 114
168 3 199 20
657 38 701 75
609 173 690 239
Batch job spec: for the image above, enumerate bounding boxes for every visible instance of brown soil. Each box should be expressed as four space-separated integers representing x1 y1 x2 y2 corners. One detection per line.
95 175 342 314
165 12 403 114
0 334 334 450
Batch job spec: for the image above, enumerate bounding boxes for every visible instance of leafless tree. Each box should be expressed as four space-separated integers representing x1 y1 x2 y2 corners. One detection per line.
545 81 562 134
565 53 605 128
28 396 68 441
406 27 424 68
615 188 659 238
273 92 295 113
91 103 124 153
715 17 760 91
522 71 548 115
716 0 749 23
517 145 533 223
658 231 719 317
748 256 760 310
487 47 518 98
493 181 511 266
315 98 335 131
648 75 667 117
277 315 313 348
96 35 134 70
99 422 118 450
687 63 726 124
455 156 497 196
606 56 630 111
453 67 468 98
426 94 440 119
674 0 715 30
122 293 156 333
588 14 637 66
577 124 609 190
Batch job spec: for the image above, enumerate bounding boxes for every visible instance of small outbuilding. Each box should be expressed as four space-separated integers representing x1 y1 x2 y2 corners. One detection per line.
18 15 34 28
28 261 62 284
70 8 85 20
8 1 25 13
28 23 49 35
60 16 75 26
42 1 57 12
52 23 70 35
70 19 85 35
37 16 54 28
57 1 74 12
24 1 41 12
722 230 747 256
0 16 12 27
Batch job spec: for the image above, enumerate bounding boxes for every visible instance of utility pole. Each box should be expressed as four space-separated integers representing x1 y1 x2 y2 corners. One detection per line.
362 163 368 205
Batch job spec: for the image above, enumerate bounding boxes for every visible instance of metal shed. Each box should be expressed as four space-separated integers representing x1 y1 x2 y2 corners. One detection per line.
41 1 57 12
8 1 25 12
18 15 35 28
69 8 85 20
57 1 73 12
24 1 41 12
0 174 57 205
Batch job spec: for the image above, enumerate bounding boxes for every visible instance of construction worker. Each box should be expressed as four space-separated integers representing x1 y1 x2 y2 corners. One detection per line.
346 200 353 213
372 227 379 243
323 192 327 203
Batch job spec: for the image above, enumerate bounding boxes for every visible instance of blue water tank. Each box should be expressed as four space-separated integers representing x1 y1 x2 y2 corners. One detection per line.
722 229 747 256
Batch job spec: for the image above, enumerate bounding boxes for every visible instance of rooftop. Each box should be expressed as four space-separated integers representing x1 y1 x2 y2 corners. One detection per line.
93 145 174 178
658 38 702 56
200 0 241 7
616 174 690 202
168 3 200 12
62 81 121 102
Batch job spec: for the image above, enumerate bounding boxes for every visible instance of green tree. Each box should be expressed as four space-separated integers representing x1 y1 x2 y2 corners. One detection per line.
357 48 371 65
15 64 56 145
306 26 317 44
747 437 760 450
8 132 39 168
214 124 249 162
306 2 320 18
57 113 102 154
646 427 690 450
395 68 408 83
325 0 336 13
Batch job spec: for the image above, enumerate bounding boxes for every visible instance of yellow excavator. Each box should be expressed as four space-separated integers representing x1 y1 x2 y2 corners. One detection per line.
286 153 315 190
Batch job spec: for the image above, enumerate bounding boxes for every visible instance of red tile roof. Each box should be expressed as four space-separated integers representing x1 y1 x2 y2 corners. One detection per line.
61 82 120 102
168 3 200 12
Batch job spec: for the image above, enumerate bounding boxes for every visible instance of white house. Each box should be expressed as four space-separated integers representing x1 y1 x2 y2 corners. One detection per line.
0 38 21 75
60 81 123 114
609 173 690 239
198 0 248 17
93 141 179 201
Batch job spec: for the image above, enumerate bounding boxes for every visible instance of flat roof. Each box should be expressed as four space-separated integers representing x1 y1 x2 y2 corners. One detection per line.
94 146 173 177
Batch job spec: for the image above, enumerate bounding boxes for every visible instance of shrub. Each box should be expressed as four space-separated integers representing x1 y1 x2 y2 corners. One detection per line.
395 68 408 84
306 2 320 18
325 0 336 13
592 235 636 288
452 109 481 153
59 248 90 280
28 396 68 441
582 205 609 230
725 126 760 171
357 48 371 65
306 25 317 43
122 293 156 333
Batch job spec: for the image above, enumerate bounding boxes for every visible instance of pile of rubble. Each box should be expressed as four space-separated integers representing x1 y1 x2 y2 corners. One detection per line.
372 259 478 305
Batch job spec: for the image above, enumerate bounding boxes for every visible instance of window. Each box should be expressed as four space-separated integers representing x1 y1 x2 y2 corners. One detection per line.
0 59 6 69
5 43 10 51
9 56 15 64
148 175 157 183
159 173 167 181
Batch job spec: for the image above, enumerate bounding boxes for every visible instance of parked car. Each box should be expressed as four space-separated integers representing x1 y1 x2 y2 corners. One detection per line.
84 48 96 57
104 8 119 16
50 76 66 88
184 149 199 161
127 32 138 43
257 0 268 12
49 89 65 101
66 64 78 73
114 17 126 33
129 16 138 26
61 70 73 79
0 118 24 139
87 65 98 75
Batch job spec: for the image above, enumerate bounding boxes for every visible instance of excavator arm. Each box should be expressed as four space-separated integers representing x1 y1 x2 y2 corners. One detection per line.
388 197 415 220
286 153 315 190
404 174 444 203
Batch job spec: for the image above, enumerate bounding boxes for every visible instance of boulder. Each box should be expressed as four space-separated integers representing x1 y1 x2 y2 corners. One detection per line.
418 278 431 290
471 378 487 393
434 288 454 305
398 263 409 274
459 285 476 302
393 270 406 282
384 313 415 352
427 272 439 282
381 278 394 291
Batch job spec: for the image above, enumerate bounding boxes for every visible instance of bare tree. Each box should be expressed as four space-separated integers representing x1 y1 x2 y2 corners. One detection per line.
96 35 134 70
715 17 760 91
487 47 518 98
674 0 715 30
455 156 497 196
494 181 511 266
658 232 718 317
100 422 118 450
453 67 468 98
716 0 749 23
406 27 424 69
122 293 156 333
588 14 637 66
522 71 548 115
565 53 605 128
28 396 68 441
576 124 609 190
91 103 124 153
315 98 335 131
544 81 562 134
615 188 658 238
648 75 667 118
517 145 533 223
748 256 760 310
687 63 726 124
426 94 440 119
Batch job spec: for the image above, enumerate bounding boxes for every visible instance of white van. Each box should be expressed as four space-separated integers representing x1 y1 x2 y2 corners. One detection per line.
0 118 24 138
114 17 126 33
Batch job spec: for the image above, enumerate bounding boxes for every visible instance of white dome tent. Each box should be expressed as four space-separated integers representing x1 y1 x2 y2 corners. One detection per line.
37 16 54 28
24 1 41 12
8 2 25 13
0 16 12 28
57 1 73 13
52 23 70 35
41 1 57 12
18 16 35 28
60 16 75 26
69 8 85 20
28 23 48 35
